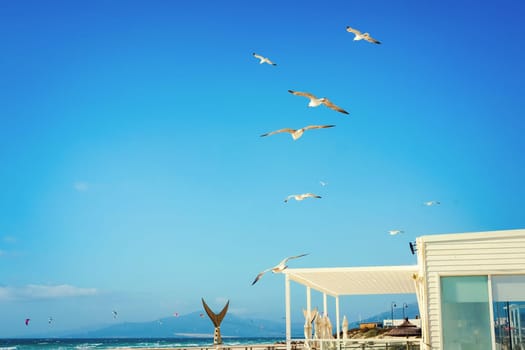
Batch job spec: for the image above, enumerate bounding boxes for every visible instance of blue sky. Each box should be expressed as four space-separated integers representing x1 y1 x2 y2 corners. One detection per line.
1 0 524 337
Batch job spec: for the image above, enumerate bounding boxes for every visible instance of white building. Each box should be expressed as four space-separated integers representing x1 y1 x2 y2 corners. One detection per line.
416 228 525 349
282 228 525 350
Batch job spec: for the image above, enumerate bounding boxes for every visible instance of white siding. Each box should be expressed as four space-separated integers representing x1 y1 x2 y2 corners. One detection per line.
418 229 525 350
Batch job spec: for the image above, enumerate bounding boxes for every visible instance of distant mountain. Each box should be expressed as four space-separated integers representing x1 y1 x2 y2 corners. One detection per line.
67 312 304 338
42 303 420 339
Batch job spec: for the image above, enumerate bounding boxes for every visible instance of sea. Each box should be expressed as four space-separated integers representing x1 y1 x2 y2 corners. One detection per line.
0 337 285 350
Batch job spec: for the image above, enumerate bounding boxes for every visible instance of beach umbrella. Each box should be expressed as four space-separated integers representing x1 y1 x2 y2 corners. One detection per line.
303 310 312 339
325 315 334 339
319 314 328 339
305 310 319 339
303 308 318 350
303 311 311 349
314 313 322 339
385 318 421 337
342 315 348 339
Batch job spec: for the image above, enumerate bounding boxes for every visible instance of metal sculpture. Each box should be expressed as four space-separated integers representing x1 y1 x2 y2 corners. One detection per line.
201 298 229 346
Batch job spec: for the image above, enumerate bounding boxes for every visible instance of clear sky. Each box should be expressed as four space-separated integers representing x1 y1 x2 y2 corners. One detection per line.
1 0 524 337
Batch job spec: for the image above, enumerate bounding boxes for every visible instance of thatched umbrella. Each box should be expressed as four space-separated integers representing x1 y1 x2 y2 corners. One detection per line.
385 318 421 337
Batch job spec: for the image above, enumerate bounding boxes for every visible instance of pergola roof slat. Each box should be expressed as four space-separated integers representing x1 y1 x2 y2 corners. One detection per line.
283 265 418 296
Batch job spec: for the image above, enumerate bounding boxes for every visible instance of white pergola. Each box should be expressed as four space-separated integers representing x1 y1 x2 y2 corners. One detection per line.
282 265 419 350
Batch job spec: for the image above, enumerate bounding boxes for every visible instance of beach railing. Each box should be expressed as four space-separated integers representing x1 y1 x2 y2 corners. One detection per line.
304 338 420 350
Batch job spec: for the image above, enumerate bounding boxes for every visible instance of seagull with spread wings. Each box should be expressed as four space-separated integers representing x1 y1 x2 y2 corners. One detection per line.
388 230 404 236
284 193 321 203
261 125 335 140
252 254 309 285
346 26 381 44
288 90 349 115
253 53 277 66
424 200 441 206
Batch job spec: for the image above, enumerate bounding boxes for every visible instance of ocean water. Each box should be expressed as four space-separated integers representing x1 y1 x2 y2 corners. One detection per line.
0 337 285 350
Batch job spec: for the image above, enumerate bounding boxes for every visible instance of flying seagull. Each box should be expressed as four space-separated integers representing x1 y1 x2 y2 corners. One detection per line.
389 230 404 236
288 90 349 115
261 125 335 141
253 53 277 66
424 200 441 206
319 181 327 187
112 310 118 319
284 193 321 203
252 254 309 285
346 26 381 44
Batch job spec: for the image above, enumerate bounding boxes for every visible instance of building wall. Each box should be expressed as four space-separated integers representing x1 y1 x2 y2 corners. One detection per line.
417 229 525 350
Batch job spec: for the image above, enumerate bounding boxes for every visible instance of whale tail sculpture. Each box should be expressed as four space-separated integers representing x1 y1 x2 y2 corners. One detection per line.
202 298 229 346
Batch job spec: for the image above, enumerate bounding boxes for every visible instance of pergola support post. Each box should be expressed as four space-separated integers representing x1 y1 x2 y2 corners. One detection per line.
285 274 291 350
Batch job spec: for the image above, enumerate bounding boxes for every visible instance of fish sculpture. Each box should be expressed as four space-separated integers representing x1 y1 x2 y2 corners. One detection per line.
201 298 229 345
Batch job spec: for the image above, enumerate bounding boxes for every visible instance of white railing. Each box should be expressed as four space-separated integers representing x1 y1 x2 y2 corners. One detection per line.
303 338 421 350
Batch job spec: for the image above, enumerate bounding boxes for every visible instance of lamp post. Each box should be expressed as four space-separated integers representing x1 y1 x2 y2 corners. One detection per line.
391 302 397 327
403 303 408 319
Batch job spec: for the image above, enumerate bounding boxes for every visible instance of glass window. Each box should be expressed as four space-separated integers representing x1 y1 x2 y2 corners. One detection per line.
492 275 525 350
441 276 492 350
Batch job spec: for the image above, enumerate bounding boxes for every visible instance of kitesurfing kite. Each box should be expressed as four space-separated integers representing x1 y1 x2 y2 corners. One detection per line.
25 318 30 326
